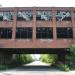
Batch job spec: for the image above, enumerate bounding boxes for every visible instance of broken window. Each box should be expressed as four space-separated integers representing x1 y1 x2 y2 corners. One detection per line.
36 27 53 39
17 11 33 21
36 11 52 21
0 12 3 21
56 11 71 21
57 27 73 38
0 12 13 21
0 28 12 39
16 27 32 39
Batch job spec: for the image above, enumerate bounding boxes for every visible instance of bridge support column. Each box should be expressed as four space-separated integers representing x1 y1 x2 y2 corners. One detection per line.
0 52 14 65
58 53 66 64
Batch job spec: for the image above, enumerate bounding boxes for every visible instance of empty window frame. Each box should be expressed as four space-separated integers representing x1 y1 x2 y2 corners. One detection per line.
17 11 33 21
36 11 52 21
36 27 53 39
0 12 13 21
57 27 73 38
16 27 32 39
56 11 71 21
0 28 12 39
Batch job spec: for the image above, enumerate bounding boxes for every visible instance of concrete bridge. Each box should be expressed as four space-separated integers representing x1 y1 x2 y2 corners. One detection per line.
0 7 75 64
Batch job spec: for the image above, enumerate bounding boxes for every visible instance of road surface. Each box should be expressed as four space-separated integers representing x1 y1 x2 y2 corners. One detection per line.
0 61 74 75
26 61 50 66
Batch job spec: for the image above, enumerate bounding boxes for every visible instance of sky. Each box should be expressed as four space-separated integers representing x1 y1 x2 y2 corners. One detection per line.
31 54 41 60
0 0 75 7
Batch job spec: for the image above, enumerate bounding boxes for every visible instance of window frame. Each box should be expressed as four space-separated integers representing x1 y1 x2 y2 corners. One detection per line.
36 27 53 39
0 28 12 39
56 11 71 21
16 27 32 39
17 11 33 21
56 27 73 39
36 10 53 21
0 11 13 21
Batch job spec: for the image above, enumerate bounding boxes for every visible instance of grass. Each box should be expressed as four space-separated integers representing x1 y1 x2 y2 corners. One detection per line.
0 65 9 70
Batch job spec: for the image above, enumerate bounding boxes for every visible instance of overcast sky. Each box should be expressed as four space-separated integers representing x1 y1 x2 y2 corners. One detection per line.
0 0 75 7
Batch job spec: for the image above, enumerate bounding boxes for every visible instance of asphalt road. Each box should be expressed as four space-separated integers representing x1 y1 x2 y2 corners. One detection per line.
0 66 68 75
26 61 50 66
0 61 74 75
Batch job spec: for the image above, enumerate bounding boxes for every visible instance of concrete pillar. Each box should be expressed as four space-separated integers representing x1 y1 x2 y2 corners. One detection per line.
0 52 13 65
12 8 17 40
58 50 66 64
32 7 36 41
52 9 57 39
71 10 75 44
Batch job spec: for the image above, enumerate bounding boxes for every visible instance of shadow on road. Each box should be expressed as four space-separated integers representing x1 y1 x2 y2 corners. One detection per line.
0 66 67 75
15 66 60 71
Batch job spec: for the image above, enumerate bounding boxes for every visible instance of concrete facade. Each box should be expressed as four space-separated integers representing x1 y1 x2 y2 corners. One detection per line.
0 7 75 64
0 7 75 49
0 7 75 48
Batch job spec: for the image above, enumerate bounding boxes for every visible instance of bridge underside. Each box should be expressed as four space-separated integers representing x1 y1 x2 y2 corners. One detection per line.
0 48 70 54
0 48 70 64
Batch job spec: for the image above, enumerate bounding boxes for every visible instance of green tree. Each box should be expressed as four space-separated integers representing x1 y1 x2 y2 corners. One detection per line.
15 54 33 65
65 45 75 62
65 44 75 69
40 54 57 66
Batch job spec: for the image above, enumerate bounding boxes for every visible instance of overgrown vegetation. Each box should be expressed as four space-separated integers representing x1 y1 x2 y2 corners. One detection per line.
0 45 75 71
0 65 8 70
56 62 70 71
40 54 57 66
56 44 75 71
40 54 70 71
0 54 33 70
65 45 75 70
0 64 18 70
15 54 34 65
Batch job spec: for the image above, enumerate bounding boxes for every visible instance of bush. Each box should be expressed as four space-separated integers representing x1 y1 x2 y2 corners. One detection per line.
63 44 75 70
65 45 75 70
0 64 18 70
70 65 75 70
70 45 75 53
57 62 70 71
0 65 9 70
15 54 33 65
40 54 57 66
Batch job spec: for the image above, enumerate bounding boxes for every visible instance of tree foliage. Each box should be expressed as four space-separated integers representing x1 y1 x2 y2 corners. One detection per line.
15 54 33 65
65 44 75 70
70 44 75 53
40 54 57 65
65 44 75 62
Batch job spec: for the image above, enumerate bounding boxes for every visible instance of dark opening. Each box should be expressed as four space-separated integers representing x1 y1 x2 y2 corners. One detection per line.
36 27 53 39
0 28 12 39
16 27 32 39
57 27 73 38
